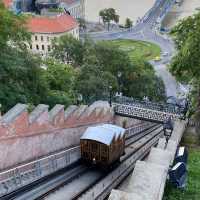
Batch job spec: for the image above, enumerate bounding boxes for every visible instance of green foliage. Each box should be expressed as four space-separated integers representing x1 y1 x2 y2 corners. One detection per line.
44 59 75 92
0 2 30 47
75 65 117 103
0 4 55 113
0 4 75 112
109 39 161 61
99 8 119 30
52 35 166 103
45 90 72 108
43 59 75 107
0 3 166 112
169 11 200 115
77 18 87 31
164 149 200 200
125 18 133 28
52 34 84 66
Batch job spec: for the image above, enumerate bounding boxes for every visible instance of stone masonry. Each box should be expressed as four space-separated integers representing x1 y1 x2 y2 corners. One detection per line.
0 101 141 171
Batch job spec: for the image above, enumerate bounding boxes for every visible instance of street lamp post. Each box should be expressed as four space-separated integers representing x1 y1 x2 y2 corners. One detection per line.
117 71 122 96
77 94 83 105
109 85 112 107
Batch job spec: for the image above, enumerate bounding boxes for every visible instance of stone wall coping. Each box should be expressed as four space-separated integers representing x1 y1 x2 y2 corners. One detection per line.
109 190 143 200
49 104 64 121
64 105 78 119
147 147 172 168
1 103 27 124
74 105 88 118
29 104 49 124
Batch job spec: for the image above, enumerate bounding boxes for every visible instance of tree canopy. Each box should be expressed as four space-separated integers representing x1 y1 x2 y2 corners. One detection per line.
52 35 166 103
170 12 200 116
0 2 166 112
125 18 133 29
99 8 119 30
0 3 75 112
0 3 47 112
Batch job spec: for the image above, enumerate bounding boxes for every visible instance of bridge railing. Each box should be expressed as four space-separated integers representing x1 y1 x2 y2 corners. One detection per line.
113 96 182 115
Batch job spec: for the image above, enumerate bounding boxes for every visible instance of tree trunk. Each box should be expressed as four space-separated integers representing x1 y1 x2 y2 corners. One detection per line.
108 22 110 31
198 87 200 116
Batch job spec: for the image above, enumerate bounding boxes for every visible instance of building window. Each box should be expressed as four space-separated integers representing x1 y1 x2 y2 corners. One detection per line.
42 45 45 50
35 36 38 41
36 44 39 50
48 45 51 52
41 36 43 41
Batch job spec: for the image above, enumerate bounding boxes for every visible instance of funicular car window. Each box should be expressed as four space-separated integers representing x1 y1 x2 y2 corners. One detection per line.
101 144 107 161
84 140 89 150
91 142 98 151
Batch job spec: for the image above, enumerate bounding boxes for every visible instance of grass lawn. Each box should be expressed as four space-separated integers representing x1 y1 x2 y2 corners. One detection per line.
163 126 200 200
109 39 161 61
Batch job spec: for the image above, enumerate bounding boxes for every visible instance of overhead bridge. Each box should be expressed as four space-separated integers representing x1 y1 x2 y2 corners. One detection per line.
113 97 183 123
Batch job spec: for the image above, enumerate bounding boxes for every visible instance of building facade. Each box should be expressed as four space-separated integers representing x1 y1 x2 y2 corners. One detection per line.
26 13 79 55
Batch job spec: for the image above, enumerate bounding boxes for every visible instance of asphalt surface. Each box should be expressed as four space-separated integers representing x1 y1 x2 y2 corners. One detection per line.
83 0 188 98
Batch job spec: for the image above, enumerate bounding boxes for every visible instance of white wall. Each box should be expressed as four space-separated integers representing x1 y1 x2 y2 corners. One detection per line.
29 27 79 55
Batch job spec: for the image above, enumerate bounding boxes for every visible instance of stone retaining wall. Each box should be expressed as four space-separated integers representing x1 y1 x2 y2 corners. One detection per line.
0 101 141 171
109 120 186 200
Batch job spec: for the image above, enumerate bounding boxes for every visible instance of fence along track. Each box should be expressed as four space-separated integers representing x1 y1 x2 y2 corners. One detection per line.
0 122 155 199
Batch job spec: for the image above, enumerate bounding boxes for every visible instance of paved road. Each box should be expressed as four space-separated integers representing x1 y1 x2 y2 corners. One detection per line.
153 63 178 97
83 0 187 98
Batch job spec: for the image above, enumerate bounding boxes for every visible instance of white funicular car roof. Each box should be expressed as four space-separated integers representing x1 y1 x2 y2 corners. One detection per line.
81 124 125 145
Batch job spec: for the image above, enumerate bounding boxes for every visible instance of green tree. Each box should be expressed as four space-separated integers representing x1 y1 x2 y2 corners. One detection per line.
43 58 76 107
75 64 117 103
169 12 200 116
53 35 166 104
99 8 119 30
77 18 87 32
52 34 84 66
0 3 50 112
94 41 165 101
125 18 133 29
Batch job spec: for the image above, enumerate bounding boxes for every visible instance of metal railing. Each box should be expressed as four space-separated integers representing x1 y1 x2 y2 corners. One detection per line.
0 146 80 197
113 96 182 115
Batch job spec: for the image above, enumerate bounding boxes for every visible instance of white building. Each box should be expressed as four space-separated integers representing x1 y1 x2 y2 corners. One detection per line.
26 13 79 55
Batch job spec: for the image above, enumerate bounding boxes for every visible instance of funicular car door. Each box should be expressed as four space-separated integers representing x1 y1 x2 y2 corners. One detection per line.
90 141 100 162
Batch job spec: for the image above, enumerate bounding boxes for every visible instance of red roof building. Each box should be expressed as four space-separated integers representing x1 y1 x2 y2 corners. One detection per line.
26 13 78 34
26 14 79 55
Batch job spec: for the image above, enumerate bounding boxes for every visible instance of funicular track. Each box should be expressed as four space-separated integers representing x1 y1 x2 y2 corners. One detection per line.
72 126 163 200
1 123 163 200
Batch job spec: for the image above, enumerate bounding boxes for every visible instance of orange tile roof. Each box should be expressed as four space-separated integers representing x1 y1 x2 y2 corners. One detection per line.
2 0 12 8
26 14 78 34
